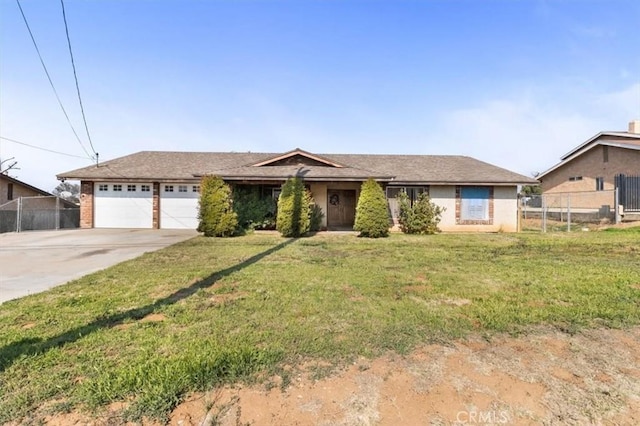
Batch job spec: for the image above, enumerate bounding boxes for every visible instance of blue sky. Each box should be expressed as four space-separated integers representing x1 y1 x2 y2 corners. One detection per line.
1 0 639 191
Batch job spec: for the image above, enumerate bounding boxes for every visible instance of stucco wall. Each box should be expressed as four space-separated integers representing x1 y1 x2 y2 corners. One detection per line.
0 178 46 205
430 185 518 232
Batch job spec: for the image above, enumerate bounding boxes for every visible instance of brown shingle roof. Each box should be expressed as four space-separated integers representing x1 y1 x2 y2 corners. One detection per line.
57 150 536 185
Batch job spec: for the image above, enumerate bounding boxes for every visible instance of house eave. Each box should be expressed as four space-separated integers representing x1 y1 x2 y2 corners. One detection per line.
538 140 640 180
387 181 535 186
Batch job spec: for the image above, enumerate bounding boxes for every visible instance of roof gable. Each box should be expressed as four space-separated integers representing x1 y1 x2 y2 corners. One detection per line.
250 148 344 168
0 174 52 197
560 132 640 160
538 132 640 179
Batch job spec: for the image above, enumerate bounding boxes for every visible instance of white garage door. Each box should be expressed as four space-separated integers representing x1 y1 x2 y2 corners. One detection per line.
94 183 153 228
160 184 200 229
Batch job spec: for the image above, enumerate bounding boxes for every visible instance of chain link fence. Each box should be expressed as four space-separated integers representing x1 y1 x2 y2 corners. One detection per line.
0 196 79 234
521 189 618 232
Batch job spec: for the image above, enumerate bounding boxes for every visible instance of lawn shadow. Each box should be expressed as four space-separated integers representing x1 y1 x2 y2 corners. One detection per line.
0 238 295 373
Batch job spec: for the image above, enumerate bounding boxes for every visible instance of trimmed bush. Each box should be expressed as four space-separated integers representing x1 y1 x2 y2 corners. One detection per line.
197 175 238 237
232 185 277 232
309 204 325 232
354 178 389 238
276 177 313 237
397 191 444 234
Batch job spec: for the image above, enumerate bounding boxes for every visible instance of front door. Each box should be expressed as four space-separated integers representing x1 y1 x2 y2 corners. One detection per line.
327 189 356 229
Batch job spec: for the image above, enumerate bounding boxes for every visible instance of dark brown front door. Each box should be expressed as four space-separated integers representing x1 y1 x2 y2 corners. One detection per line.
327 190 356 229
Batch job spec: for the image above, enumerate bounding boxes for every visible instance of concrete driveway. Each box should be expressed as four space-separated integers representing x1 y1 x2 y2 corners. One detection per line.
0 228 198 304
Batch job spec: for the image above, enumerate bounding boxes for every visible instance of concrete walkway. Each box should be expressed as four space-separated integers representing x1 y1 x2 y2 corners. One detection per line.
0 228 198 304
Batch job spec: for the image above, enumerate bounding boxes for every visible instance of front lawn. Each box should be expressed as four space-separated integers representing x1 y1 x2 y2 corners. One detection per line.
1 230 639 422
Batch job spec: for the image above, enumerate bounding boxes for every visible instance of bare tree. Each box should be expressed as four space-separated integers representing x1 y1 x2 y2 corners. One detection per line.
53 182 80 204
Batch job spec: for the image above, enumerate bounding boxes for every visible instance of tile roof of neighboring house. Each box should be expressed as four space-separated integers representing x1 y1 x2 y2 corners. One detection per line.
57 150 536 185
538 131 640 179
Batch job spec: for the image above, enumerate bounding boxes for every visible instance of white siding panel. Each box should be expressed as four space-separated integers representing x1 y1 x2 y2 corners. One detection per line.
94 183 153 228
160 185 200 229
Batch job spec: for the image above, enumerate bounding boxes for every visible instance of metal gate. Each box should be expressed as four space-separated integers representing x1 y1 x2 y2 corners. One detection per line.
0 196 79 233
615 174 640 212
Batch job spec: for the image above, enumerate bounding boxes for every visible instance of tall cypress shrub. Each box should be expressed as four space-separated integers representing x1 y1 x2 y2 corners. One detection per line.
354 178 389 238
197 175 238 237
276 177 312 237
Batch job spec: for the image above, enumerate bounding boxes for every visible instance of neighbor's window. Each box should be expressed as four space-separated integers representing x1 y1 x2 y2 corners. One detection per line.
568 176 583 182
164 185 174 192
141 185 150 192
192 185 200 193
127 184 136 192
460 187 490 221
596 177 604 191
7 183 13 200
113 184 122 192
98 184 108 191
603 146 609 163
178 185 188 193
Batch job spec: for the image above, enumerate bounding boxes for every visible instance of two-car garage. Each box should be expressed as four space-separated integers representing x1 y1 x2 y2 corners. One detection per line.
93 182 199 229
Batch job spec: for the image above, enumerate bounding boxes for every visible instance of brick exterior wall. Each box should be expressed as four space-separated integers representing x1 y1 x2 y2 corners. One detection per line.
152 182 160 229
79 180 94 228
540 144 640 208
541 145 640 193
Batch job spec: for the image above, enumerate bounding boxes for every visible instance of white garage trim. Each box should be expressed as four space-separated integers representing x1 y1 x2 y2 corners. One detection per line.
94 182 153 228
160 183 200 229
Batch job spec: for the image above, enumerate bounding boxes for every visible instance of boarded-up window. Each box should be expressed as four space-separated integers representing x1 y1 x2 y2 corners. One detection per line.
460 187 489 220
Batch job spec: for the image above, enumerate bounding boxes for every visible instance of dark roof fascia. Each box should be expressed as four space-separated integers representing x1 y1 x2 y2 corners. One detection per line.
208 175 396 183
538 138 640 180
559 132 640 160
1 174 78 207
1 174 53 197
86 178 202 183
387 181 534 186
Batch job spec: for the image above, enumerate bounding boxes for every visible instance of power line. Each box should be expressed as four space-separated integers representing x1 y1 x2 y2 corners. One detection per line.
14 0 94 161
0 136 90 160
60 0 97 158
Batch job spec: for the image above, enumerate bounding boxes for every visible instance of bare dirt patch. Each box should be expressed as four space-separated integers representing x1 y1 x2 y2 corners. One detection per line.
140 313 167 323
37 327 640 425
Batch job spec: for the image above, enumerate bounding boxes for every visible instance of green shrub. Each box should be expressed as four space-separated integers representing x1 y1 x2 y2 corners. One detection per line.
232 185 277 232
309 204 325 232
397 191 444 234
197 175 238 237
276 177 313 237
354 178 389 238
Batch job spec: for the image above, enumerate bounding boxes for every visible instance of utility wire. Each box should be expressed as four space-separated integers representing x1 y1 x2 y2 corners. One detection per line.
1 136 90 159
60 0 97 158
15 0 93 161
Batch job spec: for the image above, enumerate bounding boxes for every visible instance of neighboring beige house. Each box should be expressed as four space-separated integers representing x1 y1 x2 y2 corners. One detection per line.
0 174 76 207
0 174 79 233
58 148 536 232
537 120 640 215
